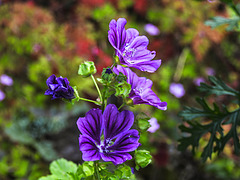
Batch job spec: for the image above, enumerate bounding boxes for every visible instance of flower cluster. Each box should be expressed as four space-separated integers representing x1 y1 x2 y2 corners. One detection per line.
109 18 167 110
45 18 167 167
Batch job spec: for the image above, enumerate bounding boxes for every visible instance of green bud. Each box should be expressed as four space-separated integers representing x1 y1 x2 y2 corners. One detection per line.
78 61 96 77
136 113 151 130
135 150 152 170
101 67 114 82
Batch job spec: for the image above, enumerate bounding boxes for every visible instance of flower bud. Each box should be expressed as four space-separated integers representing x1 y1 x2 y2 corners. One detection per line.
78 61 97 77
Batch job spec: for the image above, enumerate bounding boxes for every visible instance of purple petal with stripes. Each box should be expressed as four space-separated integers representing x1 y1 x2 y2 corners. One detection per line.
108 129 140 152
77 108 103 145
108 18 127 51
79 135 101 161
103 104 134 140
101 152 132 165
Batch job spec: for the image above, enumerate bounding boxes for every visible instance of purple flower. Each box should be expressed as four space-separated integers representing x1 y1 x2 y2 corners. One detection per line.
0 74 13 86
169 83 185 98
32 44 41 53
45 74 75 100
0 90 5 101
205 67 215 76
113 65 167 110
208 0 216 3
147 117 160 133
194 77 205 86
108 18 161 73
144 24 160 36
77 104 140 165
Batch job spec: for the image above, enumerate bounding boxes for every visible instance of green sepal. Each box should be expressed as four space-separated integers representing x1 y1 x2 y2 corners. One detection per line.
115 81 131 98
116 72 127 82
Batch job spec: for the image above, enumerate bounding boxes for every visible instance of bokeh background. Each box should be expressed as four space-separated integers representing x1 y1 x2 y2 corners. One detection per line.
0 0 240 179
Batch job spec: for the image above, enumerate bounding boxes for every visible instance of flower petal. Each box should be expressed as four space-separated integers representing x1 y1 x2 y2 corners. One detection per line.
108 18 127 51
101 152 132 165
56 77 69 87
139 88 167 110
126 28 139 44
128 50 156 64
46 74 57 86
103 104 134 140
128 36 149 50
129 59 161 73
108 129 140 152
79 135 101 161
77 108 103 144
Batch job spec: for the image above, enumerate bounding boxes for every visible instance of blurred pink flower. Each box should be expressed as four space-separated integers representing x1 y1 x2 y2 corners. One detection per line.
208 0 216 3
144 24 160 36
147 117 160 133
0 74 13 86
206 67 215 76
32 44 41 53
169 83 185 98
194 77 205 86
0 90 5 101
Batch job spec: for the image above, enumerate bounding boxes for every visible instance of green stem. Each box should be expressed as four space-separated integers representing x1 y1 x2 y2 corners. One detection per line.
118 103 126 111
173 48 189 82
78 97 100 105
91 75 103 103
94 161 100 180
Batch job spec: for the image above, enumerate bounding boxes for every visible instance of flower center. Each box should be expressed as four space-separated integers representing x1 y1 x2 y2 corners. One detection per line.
123 45 136 58
135 87 143 94
97 138 113 154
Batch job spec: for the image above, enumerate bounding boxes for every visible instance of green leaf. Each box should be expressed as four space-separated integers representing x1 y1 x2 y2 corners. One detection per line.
49 158 78 179
34 141 58 161
205 16 240 31
135 150 152 170
179 98 225 121
178 77 240 161
82 161 94 177
5 122 35 145
39 175 57 180
115 165 134 179
198 76 240 96
219 111 240 154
